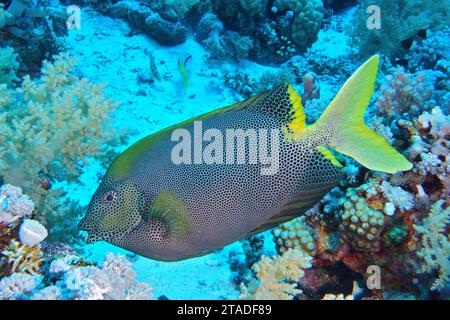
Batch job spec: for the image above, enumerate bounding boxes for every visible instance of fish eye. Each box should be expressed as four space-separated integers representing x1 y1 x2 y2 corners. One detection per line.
103 190 118 203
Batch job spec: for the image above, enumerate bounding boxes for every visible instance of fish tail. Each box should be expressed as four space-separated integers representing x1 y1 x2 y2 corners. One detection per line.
310 55 412 173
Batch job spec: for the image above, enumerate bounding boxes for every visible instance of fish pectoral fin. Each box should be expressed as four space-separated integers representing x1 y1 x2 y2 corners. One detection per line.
144 189 192 240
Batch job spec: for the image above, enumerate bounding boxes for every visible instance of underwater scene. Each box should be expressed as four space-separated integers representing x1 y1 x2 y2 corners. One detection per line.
0 0 449 302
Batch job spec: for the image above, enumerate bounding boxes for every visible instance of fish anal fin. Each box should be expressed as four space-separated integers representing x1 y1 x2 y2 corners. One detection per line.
244 183 337 238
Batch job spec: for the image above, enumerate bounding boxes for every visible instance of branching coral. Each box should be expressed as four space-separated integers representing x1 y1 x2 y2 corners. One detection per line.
46 253 154 300
414 200 449 291
2 239 43 275
240 249 312 300
0 273 38 300
0 184 34 225
0 53 126 243
1 250 154 300
0 47 19 86
375 67 435 120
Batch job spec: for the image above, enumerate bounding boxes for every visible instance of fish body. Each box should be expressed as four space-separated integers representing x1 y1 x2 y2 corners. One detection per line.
79 55 412 261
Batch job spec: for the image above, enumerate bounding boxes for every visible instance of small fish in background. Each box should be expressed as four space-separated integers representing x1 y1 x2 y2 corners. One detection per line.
394 58 409 68
79 55 412 262
400 28 428 50
145 49 161 82
178 55 192 92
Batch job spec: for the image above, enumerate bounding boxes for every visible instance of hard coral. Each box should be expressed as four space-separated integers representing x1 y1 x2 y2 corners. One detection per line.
57 253 154 300
273 218 316 256
2 239 43 275
273 0 324 52
375 67 435 120
337 179 414 252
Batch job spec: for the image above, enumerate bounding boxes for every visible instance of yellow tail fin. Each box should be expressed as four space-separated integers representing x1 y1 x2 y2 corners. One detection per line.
312 55 412 173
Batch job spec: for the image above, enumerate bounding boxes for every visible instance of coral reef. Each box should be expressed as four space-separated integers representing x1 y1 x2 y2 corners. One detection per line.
0 185 153 300
0 0 447 301
272 218 316 256
375 67 435 120
0 47 19 86
1 0 68 71
0 252 154 300
0 184 34 225
240 249 312 300
105 1 187 45
414 200 449 291
350 0 449 59
2 239 43 275
0 53 126 243
0 273 38 300
273 0 324 52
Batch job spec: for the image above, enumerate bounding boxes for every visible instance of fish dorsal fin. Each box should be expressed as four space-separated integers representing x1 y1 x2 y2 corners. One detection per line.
245 84 306 133
144 189 192 240
107 84 304 177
